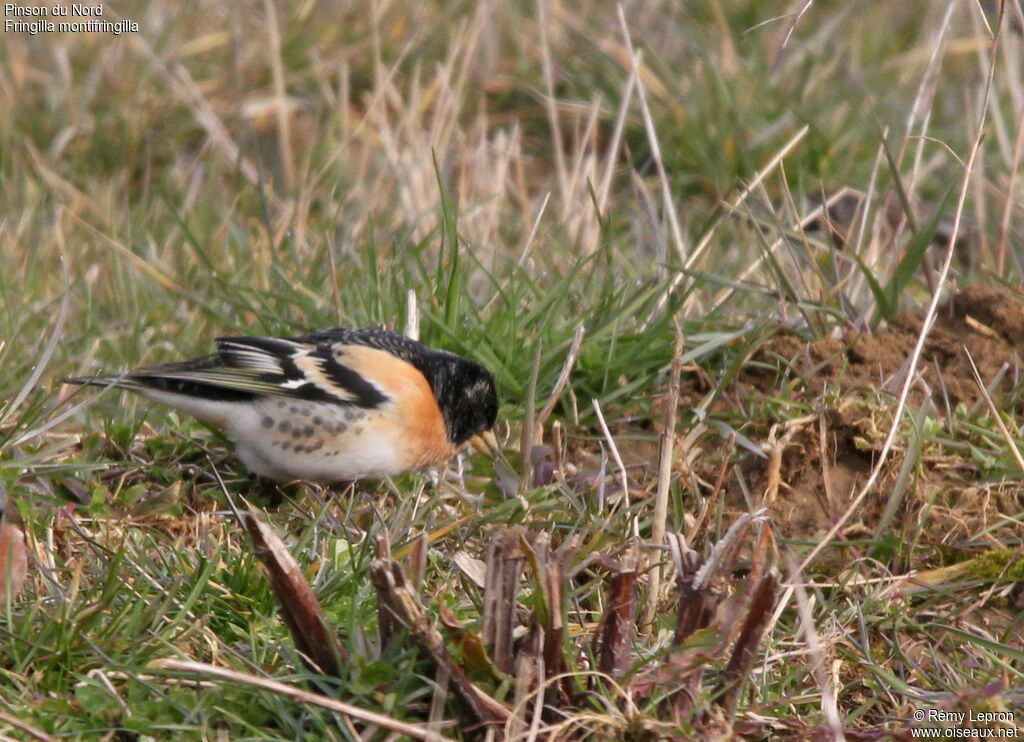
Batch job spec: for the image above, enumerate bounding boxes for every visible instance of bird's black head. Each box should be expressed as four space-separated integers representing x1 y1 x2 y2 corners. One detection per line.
431 355 498 445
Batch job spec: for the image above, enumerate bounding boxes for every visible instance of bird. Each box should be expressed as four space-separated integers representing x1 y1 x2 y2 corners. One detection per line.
63 327 499 483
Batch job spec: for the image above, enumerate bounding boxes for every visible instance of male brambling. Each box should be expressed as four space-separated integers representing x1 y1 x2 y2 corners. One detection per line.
64 328 499 482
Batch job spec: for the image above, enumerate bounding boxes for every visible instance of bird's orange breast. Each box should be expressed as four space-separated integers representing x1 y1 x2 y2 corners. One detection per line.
336 345 456 469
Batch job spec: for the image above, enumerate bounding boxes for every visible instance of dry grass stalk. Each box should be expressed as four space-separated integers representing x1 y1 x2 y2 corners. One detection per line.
0 709 59 742
616 7 687 267
786 553 846 740
240 511 345 677
534 325 586 439
658 512 774 718
519 343 542 493
596 556 638 678
370 555 511 726
965 348 1024 472
405 289 420 340
521 532 567 681
482 527 527 675
592 399 637 538
407 532 430 601
668 532 712 647
261 0 293 191
374 533 400 652
509 618 544 741
644 319 685 632
154 658 447 742
520 529 585 708
716 570 779 716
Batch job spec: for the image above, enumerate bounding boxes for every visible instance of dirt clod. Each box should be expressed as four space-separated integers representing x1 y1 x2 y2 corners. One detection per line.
735 286 1024 557
752 286 1024 408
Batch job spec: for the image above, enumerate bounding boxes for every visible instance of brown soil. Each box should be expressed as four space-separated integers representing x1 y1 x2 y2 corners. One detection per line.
728 286 1024 561
747 285 1024 407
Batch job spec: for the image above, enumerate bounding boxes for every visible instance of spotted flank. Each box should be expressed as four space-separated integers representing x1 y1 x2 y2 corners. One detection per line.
63 327 499 482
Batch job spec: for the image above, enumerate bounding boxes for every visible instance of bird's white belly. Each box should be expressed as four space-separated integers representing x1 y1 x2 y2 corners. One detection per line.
136 390 411 481
233 429 402 481
226 398 403 482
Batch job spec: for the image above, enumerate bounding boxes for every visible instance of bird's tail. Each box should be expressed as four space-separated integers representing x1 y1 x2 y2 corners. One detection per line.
62 374 148 392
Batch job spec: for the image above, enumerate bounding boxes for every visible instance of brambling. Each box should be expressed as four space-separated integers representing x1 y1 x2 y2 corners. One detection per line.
64 328 499 482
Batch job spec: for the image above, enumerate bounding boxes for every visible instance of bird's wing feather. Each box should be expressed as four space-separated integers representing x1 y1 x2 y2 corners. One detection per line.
215 336 391 407
65 335 398 409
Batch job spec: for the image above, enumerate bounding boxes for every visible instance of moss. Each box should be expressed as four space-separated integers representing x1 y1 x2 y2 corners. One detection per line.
916 548 1024 585
963 548 1024 582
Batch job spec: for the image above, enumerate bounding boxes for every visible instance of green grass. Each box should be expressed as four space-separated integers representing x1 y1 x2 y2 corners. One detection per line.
2 1 1024 738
